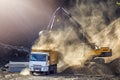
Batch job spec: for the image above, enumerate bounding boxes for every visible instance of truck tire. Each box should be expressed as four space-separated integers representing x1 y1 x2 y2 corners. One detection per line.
53 69 56 74
30 71 34 75
30 71 40 76
44 71 49 75
50 64 57 74
53 65 57 74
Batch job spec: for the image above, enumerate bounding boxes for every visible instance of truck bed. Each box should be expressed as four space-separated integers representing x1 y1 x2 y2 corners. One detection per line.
9 61 29 72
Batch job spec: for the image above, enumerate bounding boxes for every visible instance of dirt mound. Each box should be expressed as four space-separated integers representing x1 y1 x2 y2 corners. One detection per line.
109 58 120 75
0 43 29 68
61 62 113 75
92 18 120 62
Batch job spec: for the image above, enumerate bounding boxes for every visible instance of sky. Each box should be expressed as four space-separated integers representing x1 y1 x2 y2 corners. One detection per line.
0 0 63 47
0 0 119 47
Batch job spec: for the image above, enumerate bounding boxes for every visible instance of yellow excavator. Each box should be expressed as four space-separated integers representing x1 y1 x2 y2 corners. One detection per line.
89 43 112 57
94 47 112 57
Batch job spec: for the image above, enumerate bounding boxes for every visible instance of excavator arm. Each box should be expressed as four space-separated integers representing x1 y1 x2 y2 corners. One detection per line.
41 7 112 57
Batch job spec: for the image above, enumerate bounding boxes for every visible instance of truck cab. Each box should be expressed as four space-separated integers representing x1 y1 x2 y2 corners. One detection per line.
29 49 58 75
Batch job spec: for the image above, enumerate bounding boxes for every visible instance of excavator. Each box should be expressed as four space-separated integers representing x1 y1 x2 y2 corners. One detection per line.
39 7 112 57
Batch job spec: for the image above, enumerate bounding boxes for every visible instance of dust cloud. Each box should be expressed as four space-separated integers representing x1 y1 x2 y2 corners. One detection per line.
32 0 120 72
20 68 30 76
63 0 120 62
92 18 120 62
32 27 96 72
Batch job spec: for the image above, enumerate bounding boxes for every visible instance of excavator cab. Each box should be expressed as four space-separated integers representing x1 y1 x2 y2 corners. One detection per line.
90 43 112 57
98 47 112 57
94 46 112 57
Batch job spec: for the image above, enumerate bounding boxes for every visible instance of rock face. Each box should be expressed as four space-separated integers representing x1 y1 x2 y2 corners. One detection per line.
0 43 29 68
109 58 120 75
92 18 120 62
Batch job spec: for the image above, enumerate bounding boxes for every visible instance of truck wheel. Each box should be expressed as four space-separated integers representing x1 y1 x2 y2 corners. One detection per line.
45 71 49 75
53 69 57 74
30 71 40 76
53 65 57 74
30 71 34 75
49 65 57 74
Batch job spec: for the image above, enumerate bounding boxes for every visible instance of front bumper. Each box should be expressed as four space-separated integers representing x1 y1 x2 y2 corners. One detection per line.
29 66 49 72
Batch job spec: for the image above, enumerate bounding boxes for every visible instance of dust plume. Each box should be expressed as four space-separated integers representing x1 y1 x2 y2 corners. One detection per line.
32 27 95 72
20 68 30 76
66 0 120 37
92 18 120 62
32 0 120 72
63 0 120 62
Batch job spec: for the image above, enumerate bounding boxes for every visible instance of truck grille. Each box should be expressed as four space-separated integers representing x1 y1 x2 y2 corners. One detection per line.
34 65 41 68
33 65 41 71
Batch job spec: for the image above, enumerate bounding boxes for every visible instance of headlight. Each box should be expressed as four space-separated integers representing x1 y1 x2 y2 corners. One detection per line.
29 66 33 71
41 66 48 71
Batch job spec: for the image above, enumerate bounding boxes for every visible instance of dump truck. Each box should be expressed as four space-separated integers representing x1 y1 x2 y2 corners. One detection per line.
29 49 58 75
28 47 112 75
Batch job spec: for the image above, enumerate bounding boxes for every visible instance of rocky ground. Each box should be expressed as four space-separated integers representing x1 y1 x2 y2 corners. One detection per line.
0 39 120 80
0 59 120 80
0 72 119 80
0 43 120 80
0 0 120 80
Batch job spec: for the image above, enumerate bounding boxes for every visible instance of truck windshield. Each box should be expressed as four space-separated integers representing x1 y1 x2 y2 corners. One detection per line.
30 54 47 61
